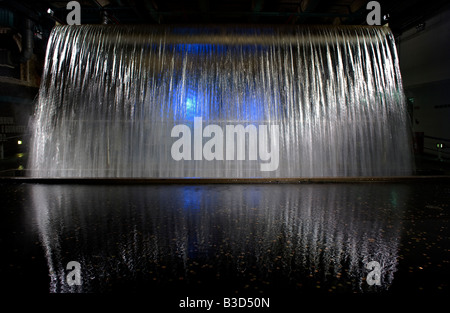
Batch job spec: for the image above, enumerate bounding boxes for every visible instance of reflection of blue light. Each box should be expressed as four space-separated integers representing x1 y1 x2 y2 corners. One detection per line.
180 186 201 259
390 191 398 207
182 186 200 211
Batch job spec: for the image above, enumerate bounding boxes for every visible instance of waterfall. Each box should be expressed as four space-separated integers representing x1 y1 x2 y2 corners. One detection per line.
29 25 413 178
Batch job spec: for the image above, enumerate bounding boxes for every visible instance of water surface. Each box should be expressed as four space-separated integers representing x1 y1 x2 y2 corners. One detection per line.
2 182 445 297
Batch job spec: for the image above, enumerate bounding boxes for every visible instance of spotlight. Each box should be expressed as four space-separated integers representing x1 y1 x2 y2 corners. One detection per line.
17 140 23 145
47 8 54 16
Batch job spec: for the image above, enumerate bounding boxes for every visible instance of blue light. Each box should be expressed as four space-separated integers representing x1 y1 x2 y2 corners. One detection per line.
182 186 200 211
186 97 194 111
185 91 197 120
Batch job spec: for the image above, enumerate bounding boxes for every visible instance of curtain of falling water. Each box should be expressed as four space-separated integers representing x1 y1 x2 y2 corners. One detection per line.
29 25 413 178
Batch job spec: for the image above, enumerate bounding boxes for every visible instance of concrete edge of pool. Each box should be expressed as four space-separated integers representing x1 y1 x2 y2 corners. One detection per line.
1 176 450 184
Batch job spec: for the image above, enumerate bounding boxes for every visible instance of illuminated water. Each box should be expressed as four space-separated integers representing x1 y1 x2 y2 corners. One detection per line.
29 25 413 178
30 183 406 293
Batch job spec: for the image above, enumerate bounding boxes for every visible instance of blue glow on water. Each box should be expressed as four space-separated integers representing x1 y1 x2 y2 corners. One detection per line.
182 186 200 211
185 96 196 119
150 43 266 54
164 43 228 54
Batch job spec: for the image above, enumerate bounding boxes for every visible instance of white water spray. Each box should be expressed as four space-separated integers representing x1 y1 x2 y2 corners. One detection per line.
29 25 413 178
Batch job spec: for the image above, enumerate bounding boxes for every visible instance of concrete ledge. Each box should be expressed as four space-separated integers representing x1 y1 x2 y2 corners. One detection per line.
1 176 450 185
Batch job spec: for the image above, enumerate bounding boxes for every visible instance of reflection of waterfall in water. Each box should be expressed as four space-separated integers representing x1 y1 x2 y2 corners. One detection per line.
29 25 413 178
31 184 407 293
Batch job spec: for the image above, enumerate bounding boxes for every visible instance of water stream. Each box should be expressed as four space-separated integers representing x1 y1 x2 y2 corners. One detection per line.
29 25 413 178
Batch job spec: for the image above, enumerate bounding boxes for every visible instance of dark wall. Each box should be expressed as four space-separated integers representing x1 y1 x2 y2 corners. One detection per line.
397 4 450 158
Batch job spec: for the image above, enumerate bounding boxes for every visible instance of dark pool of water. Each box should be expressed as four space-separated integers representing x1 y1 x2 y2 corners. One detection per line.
1 182 449 307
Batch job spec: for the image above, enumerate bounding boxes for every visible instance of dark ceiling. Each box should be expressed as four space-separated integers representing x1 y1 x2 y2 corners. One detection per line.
2 0 450 36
